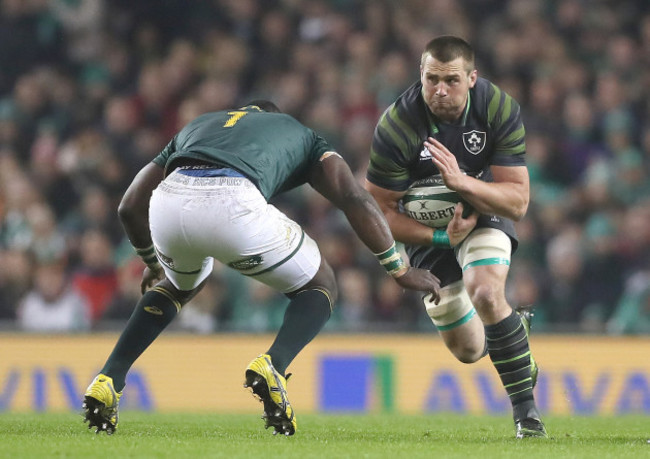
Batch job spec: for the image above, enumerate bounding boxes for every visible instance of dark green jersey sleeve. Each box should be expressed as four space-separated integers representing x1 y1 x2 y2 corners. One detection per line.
486 82 526 167
152 138 176 168
367 104 420 191
311 133 333 160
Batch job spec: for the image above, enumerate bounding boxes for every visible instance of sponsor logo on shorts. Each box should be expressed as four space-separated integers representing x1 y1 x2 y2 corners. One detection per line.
229 255 264 271
155 248 175 269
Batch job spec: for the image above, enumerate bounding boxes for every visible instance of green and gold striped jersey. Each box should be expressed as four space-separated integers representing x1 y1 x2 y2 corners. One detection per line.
153 106 333 200
367 77 526 192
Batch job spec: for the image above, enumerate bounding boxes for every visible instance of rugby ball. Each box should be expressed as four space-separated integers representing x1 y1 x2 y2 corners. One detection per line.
402 176 461 228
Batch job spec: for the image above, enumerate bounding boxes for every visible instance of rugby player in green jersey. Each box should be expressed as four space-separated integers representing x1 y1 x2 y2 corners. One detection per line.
82 100 475 436
365 36 547 438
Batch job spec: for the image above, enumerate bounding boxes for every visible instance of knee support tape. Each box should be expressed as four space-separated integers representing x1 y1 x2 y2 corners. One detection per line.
423 281 476 331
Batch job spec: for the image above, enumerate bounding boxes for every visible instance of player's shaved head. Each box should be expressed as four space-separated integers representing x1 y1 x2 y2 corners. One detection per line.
421 36 475 73
244 99 282 113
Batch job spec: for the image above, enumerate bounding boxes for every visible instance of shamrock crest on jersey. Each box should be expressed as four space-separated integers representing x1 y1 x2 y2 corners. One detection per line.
462 130 486 155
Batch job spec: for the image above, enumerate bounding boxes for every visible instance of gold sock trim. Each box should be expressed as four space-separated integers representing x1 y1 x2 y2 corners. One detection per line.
151 286 182 313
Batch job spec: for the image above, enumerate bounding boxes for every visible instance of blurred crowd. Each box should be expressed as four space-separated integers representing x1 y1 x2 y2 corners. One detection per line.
0 0 648 334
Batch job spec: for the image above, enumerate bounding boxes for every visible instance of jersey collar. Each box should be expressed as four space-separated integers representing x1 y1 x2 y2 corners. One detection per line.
460 90 471 126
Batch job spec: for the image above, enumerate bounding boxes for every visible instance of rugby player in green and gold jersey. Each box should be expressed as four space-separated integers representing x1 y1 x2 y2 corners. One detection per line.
365 36 546 438
82 100 476 436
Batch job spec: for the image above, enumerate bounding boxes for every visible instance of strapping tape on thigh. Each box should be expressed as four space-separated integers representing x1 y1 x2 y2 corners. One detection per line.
456 228 511 271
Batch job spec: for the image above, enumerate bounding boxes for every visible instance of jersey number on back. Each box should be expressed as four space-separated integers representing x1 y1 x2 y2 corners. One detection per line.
224 111 248 127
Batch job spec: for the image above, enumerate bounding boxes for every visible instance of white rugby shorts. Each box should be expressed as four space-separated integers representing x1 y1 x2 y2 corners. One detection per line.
149 169 321 293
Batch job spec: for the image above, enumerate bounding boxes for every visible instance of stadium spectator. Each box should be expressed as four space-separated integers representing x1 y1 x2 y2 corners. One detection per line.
17 261 91 332
0 0 66 95
100 257 146 324
0 172 43 252
606 271 650 335
176 274 225 334
49 0 107 65
618 200 650 275
0 249 33 321
70 228 118 323
61 185 123 246
228 279 288 332
579 213 625 329
331 266 374 331
506 264 549 329
372 274 425 331
544 225 589 325
25 202 67 263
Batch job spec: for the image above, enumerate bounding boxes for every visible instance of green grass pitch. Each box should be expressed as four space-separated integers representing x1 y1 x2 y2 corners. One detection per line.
0 412 648 458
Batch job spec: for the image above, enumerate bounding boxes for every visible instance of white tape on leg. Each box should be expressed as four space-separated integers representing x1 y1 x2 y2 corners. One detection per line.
424 281 476 331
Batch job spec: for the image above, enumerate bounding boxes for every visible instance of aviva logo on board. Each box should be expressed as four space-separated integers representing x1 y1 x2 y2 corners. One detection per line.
318 354 650 415
0 369 153 412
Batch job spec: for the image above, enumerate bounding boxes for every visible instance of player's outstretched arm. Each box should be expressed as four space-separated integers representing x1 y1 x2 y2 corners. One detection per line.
310 152 405 255
118 162 165 249
118 162 166 291
310 152 441 300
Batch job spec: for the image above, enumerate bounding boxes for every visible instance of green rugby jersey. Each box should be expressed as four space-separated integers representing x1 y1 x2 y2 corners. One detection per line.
153 106 333 200
367 77 526 254
367 77 526 191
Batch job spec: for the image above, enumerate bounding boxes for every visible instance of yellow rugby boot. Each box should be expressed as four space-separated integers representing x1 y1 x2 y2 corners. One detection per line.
244 354 297 436
82 373 122 435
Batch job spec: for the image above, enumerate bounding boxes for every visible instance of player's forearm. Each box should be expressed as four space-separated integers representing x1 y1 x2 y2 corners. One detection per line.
119 190 159 271
118 162 164 249
455 176 529 221
363 180 435 247
383 209 437 247
118 198 153 249
340 192 401 254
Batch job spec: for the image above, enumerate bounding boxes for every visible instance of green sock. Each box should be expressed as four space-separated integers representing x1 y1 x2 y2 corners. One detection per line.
267 289 332 375
101 288 180 392
484 310 538 421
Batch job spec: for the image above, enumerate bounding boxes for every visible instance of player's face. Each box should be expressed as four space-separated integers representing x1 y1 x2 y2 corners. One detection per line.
420 55 477 123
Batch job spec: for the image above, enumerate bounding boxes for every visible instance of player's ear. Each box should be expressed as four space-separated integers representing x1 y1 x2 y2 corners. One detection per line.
468 69 478 88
